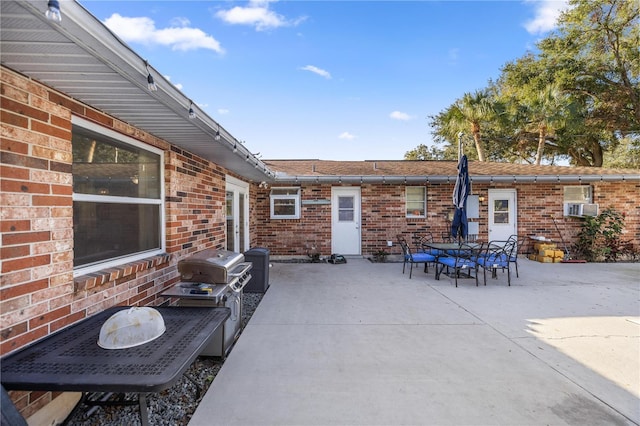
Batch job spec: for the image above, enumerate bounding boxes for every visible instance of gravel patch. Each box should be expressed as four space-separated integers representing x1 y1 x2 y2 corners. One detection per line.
64 292 263 426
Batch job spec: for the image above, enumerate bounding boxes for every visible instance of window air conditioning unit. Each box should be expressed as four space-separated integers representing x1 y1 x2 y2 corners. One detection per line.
567 203 599 217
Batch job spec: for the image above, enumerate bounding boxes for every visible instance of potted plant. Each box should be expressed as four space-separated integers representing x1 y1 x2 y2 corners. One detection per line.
373 249 388 263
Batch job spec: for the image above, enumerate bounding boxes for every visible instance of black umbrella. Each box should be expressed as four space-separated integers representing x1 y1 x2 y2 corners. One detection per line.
451 154 470 241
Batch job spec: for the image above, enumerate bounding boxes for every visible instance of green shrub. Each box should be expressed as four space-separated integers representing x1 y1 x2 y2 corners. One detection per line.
573 207 635 262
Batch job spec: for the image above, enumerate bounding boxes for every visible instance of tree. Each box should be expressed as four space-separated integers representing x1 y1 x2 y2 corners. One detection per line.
429 90 498 161
603 136 640 168
404 144 450 160
539 0 640 132
421 0 639 166
521 83 576 165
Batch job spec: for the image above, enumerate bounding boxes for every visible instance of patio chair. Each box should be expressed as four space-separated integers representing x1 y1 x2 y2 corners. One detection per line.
435 243 479 287
414 232 441 256
507 234 524 277
412 232 429 252
397 235 436 279
475 240 513 286
440 232 453 243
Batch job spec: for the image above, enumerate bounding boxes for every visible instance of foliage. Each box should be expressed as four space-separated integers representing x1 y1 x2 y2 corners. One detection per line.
305 244 321 262
427 90 499 161
424 0 639 167
404 144 451 160
373 249 389 263
572 207 636 262
602 136 640 168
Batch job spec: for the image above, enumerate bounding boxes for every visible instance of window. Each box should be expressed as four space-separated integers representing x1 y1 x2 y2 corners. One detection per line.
72 117 164 275
337 196 355 222
563 185 592 203
270 187 301 219
493 199 510 224
563 185 594 216
406 187 426 217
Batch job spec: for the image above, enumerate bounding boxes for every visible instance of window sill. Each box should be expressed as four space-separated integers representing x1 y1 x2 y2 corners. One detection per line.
74 254 171 293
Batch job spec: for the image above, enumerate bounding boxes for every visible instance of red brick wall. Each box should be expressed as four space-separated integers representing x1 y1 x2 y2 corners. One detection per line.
1 66 230 419
252 185 333 256
252 181 639 258
1 64 638 419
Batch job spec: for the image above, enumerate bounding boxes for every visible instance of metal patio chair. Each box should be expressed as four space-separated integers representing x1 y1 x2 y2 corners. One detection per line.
397 235 436 279
435 243 480 287
414 231 442 256
507 234 525 277
475 240 514 286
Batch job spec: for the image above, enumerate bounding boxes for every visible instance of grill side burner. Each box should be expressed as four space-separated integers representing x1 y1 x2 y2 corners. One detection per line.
163 249 252 357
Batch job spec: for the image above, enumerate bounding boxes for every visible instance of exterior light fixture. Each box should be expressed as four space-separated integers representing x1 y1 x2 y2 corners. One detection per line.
45 0 62 22
188 101 196 119
145 61 157 91
233 143 237 153
214 128 221 141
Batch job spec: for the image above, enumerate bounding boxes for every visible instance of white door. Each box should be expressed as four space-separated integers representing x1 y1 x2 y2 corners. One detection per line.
488 189 517 242
226 176 249 253
331 187 361 255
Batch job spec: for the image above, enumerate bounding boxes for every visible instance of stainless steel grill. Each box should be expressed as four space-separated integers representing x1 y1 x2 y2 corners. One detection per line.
178 249 251 288
162 249 252 357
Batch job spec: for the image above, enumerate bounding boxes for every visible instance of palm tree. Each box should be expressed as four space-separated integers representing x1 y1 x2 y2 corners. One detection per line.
521 83 573 165
448 91 496 161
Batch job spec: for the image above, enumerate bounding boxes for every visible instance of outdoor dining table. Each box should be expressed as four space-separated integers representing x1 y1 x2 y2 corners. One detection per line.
421 242 490 280
0 306 230 426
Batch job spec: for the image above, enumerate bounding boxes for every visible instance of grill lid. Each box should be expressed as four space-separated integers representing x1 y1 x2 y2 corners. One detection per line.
178 249 245 284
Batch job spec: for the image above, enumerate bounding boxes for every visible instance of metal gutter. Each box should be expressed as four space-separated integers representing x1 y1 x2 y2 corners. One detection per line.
271 174 639 184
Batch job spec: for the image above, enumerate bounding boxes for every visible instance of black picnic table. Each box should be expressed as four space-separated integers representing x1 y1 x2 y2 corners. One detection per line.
1 306 230 426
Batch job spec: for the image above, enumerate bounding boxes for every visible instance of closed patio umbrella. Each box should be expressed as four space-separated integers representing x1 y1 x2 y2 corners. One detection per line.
451 154 469 241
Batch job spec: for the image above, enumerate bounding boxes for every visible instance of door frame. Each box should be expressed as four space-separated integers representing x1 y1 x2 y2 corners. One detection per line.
225 175 250 252
331 186 361 255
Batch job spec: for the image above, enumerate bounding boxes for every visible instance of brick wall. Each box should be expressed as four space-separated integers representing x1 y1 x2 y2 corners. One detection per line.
253 180 639 258
1 66 229 419
1 64 638 419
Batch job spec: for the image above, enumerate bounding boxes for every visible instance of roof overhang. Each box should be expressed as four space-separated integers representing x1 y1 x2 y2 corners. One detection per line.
0 0 272 182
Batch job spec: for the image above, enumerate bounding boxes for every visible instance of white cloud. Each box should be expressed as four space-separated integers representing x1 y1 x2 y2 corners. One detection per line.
523 0 570 35
339 132 356 140
170 17 191 27
389 111 414 121
216 0 306 31
217 108 230 115
103 13 225 53
300 65 331 79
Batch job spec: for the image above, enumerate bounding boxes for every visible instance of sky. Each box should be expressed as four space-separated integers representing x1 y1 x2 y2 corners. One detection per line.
79 0 570 161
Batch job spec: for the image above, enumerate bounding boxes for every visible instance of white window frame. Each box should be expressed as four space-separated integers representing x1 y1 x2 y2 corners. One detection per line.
71 116 166 277
563 185 593 216
563 185 593 203
270 187 301 219
406 186 427 218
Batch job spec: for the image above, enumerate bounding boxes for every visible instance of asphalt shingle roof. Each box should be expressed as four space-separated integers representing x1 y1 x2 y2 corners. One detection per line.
263 159 639 183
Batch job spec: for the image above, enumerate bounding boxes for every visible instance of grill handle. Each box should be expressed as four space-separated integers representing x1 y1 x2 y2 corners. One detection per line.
229 262 252 277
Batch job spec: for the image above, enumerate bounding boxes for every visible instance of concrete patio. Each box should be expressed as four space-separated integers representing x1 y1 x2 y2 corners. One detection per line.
190 257 639 425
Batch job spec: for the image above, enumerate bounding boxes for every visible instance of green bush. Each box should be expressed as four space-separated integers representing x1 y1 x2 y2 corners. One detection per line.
572 207 636 262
